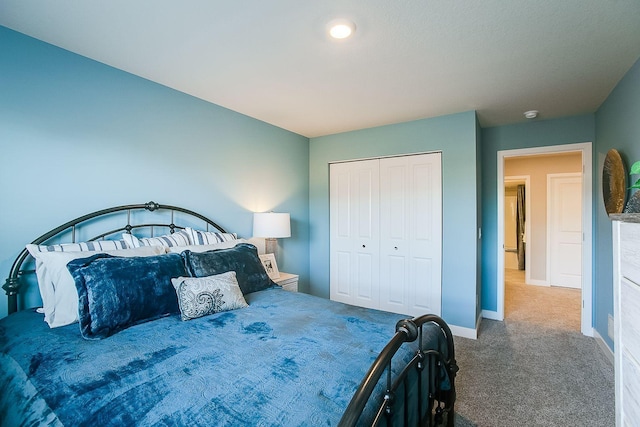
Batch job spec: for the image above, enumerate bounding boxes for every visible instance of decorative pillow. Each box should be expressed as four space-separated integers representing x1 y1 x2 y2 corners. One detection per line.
171 272 248 321
67 253 187 340
185 228 238 245
166 238 249 254
122 230 191 248
181 243 275 295
26 244 166 328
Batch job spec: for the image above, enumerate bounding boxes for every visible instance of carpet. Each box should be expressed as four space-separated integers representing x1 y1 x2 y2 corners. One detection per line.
452 318 614 426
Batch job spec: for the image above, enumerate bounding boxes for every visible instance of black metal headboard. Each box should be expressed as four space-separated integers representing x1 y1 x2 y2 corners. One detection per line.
3 201 227 315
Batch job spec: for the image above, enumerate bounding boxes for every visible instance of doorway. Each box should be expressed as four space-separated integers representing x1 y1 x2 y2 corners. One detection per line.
504 176 531 284
496 143 593 336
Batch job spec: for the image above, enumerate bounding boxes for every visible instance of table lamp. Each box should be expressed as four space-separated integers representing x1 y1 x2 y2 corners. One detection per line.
252 212 291 261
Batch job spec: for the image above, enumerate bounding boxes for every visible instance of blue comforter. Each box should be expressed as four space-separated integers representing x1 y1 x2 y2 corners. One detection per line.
0 288 444 426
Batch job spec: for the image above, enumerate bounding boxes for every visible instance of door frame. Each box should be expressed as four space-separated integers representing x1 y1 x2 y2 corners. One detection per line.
496 142 593 336
547 172 583 288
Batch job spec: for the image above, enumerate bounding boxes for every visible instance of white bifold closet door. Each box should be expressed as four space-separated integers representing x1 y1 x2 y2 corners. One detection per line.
329 152 442 317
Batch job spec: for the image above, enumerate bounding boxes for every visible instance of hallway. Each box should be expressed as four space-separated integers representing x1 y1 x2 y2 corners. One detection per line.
504 269 581 332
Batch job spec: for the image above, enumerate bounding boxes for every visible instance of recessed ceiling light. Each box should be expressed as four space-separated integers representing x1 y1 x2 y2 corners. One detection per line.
328 19 356 39
524 110 539 119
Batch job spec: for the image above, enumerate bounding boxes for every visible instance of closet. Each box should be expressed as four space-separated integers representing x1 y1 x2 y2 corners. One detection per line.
329 152 442 317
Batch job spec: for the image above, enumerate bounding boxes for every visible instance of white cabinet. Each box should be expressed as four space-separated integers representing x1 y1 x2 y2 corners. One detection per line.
329 152 442 317
613 217 640 426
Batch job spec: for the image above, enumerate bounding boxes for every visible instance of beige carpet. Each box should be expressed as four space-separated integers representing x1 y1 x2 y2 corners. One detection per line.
452 269 614 427
504 269 581 331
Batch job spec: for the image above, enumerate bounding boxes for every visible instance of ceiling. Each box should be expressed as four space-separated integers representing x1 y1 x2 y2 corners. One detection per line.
1 1 640 138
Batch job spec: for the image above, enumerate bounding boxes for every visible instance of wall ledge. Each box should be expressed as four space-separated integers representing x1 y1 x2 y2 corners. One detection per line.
610 213 640 223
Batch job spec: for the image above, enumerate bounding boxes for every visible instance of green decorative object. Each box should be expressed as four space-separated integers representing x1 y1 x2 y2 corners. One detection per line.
630 161 640 189
624 161 640 213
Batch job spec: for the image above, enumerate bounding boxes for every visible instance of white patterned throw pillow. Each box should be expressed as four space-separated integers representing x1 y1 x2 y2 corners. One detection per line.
171 271 248 321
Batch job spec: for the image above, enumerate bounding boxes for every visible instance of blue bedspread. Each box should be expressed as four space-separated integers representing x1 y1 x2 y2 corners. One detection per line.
0 288 444 426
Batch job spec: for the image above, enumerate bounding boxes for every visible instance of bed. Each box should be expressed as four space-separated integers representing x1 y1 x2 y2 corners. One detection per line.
1 202 457 426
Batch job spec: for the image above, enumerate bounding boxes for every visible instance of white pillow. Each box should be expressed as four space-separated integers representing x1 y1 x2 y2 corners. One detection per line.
26 244 166 328
171 272 248 321
122 230 191 248
185 228 238 245
166 238 249 254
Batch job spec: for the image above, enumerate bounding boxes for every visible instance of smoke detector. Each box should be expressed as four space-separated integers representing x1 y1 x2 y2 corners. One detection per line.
524 110 539 119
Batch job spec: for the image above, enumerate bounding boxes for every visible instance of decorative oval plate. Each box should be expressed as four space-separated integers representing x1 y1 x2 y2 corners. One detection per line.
603 149 627 214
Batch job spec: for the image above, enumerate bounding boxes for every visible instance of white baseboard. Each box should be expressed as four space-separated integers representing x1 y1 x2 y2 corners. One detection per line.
481 310 503 321
592 328 614 366
449 323 477 340
526 278 549 287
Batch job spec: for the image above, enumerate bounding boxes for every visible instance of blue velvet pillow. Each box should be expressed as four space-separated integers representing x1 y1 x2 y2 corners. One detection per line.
181 243 275 295
67 253 187 340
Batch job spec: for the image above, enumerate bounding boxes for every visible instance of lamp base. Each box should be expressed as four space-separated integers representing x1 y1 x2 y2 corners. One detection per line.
265 238 278 260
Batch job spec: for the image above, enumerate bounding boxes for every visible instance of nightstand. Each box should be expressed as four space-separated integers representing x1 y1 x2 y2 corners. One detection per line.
274 272 299 292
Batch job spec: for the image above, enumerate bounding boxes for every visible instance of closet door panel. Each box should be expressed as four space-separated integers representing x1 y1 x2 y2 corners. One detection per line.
379 157 409 313
330 163 352 303
410 258 435 313
330 160 379 308
379 154 442 317
355 252 375 304
385 255 406 306
334 251 352 298
353 163 379 309
407 154 442 316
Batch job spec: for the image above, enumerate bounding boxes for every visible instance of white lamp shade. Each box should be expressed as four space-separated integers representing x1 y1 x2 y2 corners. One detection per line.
253 212 291 238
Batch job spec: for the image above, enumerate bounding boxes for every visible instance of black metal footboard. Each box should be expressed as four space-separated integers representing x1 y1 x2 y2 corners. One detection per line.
339 314 458 427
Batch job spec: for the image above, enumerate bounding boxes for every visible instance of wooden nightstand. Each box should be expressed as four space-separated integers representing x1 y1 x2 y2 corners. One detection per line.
274 272 299 292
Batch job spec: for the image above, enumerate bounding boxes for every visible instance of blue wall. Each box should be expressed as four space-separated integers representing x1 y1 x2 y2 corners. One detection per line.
595 57 640 350
309 111 480 331
0 27 310 318
480 115 596 319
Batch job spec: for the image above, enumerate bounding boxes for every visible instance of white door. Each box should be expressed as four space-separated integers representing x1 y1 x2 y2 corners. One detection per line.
379 154 442 316
329 159 380 309
548 173 582 289
330 153 442 316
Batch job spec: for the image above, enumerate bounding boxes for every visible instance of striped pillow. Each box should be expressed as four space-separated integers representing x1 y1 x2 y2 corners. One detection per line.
186 227 238 245
30 240 128 253
122 230 191 248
